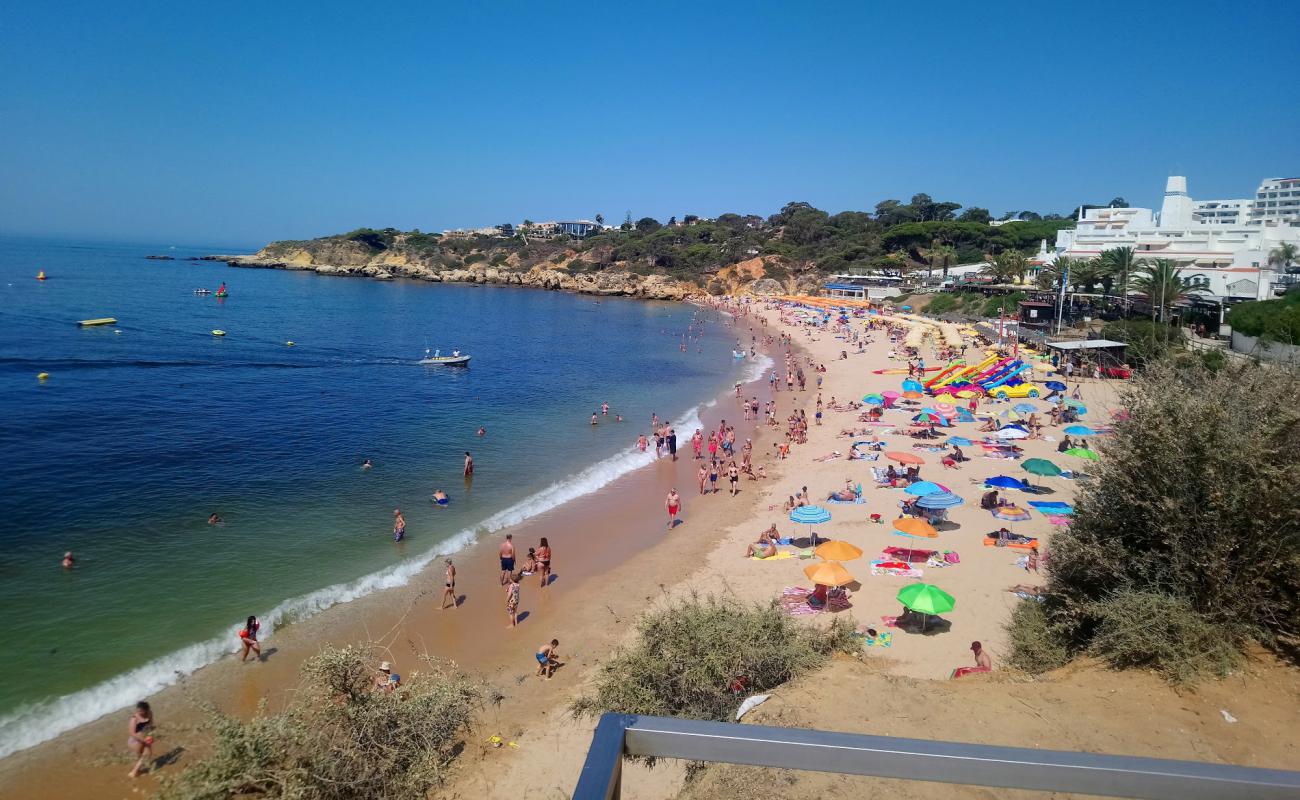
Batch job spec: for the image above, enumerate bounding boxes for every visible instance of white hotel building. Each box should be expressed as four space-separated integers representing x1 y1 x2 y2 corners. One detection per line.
1053 176 1300 302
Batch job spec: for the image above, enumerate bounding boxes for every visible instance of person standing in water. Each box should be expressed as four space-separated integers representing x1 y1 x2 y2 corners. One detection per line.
440 559 457 609
463 452 474 477
127 701 155 778
239 615 261 662
392 509 406 542
62 551 75 569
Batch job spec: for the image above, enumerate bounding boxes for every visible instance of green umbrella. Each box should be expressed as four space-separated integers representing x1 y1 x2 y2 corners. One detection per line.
1021 458 1063 477
1064 447 1099 461
896 583 956 615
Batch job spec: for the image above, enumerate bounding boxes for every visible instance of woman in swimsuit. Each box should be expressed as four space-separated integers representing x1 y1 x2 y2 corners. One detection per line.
505 572 521 628
521 547 537 575
127 701 154 778
239 615 261 662
727 461 740 497
697 464 708 495
440 559 456 609
536 537 551 588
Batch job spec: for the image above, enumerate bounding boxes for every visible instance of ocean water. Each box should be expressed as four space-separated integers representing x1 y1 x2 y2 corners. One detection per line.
0 237 762 757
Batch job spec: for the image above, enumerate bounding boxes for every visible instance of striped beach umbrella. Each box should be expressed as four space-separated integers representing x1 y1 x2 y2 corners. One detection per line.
903 481 947 496
916 491 964 509
790 504 832 545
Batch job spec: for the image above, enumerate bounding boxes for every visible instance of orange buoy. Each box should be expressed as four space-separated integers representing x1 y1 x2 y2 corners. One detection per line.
36 270 46 280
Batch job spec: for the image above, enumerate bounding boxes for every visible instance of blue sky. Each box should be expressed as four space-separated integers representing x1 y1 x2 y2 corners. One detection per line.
1 1 1296 248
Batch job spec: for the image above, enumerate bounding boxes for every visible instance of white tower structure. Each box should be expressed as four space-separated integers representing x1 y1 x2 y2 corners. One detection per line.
1159 176 1194 228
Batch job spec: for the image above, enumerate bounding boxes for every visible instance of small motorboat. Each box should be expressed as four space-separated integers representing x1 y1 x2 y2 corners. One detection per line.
212 329 226 337
733 350 746 359
194 288 211 295
419 348 471 366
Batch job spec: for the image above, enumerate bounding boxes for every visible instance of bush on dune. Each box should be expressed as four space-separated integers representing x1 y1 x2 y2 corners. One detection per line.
159 646 483 800
1008 360 1300 683
571 593 856 734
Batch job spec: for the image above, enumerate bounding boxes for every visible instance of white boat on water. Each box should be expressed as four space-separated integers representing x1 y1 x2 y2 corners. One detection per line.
733 350 746 359
419 348 471 366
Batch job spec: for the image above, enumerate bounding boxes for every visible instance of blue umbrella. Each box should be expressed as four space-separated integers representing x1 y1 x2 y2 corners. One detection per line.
985 475 1026 489
863 394 884 405
955 409 976 422
902 379 923 393
1013 403 1036 414
1045 381 1067 391
916 491 964 509
946 436 973 446
1064 425 1095 436
790 504 832 544
904 481 947 496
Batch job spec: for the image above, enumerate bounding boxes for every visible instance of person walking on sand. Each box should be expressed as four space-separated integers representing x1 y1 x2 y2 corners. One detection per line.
392 508 406 542
668 427 678 461
692 428 703 460
536 639 561 679
536 537 551 587
727 460 740 497
238 615 261 662
464 451 474 476
127 701 155 778
697 463 708 495
505 572 521 628
499 534 516 585
441 559 457 609
666 489 681 529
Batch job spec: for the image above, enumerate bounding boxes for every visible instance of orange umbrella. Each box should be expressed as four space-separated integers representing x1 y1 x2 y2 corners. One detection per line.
803 561 855 587
814 540 863 561
893 518 939 538
885 451 924 465
902 390 923 400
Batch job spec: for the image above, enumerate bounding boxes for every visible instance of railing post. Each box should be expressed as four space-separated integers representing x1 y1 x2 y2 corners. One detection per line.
572 713 634 800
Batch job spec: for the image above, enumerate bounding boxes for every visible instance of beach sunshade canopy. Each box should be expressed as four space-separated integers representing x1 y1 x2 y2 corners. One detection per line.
904 480 947 496
893 518 938 538
992 505 1032 521
885 451 924 465
1064 425 1095 436
916 491 964 509
897 583 955 615
1045 380 1067 391
882 390 900 399
946 436 973 446
1031 362 1056 373
1064 447 1100 461
863 394 884 405
1063 398 1086 408
934 402 956 417
815 540 863 562
790 505 832 525
912 412 943 424
902 390 923 400
1013 403 1036 414
804 560 855 587
985 475 1026 489
996 427 1029 440
1021 458 1063 477
954 389 981 399
902 379 924 392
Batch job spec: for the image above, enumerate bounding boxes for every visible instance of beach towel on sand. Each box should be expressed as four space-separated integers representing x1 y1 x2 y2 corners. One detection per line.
780 587 852 616
983 537 1038 551
1028 501 1074 514
827 496 866 505
870 559 923 577
750 550 797 561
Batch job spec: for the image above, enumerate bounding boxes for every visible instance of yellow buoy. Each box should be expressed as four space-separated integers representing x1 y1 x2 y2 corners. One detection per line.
37 372 49 381
36 271 46 281
286 341 295 346
212 330 226 337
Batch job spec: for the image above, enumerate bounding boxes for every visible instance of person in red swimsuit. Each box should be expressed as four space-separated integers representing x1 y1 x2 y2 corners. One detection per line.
238 615 261 662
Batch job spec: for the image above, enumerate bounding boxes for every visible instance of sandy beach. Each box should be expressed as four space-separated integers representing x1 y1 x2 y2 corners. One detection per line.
3 298 1295 800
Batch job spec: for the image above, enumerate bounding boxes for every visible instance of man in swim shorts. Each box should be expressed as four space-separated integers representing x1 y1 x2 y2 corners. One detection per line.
392 509 405 542
665 489 681 530
499 534 515 585
441 559 457 609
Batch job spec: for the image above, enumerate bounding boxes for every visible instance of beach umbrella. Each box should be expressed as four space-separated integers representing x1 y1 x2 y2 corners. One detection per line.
904 481 947 496
985 475 1026 490
804 560 856 588
892 517 939 548
955 408 976 422
790 504 832 545
916 491 964 509
902 390 923 400
991 505 1032 522
912 412 943 424
885 451 924 465
897 583 956 617
1013 403 1036 414
1064 424 1095 436
946 436 973 446
863 393 884 405
934 402 956 418
1045 380 1067 391
814 540 863 562
1021 458 1063 478
902 379 923 393
1063 398 1085 408
1064 447 1099 461
996 427 1029 440
954 389 981 399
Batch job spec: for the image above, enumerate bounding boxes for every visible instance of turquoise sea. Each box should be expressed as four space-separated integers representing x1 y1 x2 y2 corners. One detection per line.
0 237 762 757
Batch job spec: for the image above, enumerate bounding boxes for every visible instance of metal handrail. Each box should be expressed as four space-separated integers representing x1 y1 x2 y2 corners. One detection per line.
573 713 1300 800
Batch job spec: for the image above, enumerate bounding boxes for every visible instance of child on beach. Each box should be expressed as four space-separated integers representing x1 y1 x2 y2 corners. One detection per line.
126 701 155 778
238 615 261 662
536 639 561 679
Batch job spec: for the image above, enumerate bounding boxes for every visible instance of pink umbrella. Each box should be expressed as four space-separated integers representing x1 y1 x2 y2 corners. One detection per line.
935 402 957 419
882 390 900 409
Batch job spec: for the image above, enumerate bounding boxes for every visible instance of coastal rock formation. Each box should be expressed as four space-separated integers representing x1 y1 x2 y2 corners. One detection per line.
220 238 698 301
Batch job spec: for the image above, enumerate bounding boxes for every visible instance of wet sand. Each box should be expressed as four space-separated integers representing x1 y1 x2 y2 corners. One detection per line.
0 312 788 799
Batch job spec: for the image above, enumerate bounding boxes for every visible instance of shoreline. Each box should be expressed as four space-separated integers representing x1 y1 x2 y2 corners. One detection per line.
0 308 783 796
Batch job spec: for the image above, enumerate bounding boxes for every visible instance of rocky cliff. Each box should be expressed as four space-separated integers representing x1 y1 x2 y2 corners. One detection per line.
218 236 697 301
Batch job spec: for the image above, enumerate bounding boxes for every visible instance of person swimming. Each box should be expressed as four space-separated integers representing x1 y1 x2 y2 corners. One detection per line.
62 551 75 569
208 513 222 525
432 489 449 506
362 458 373 469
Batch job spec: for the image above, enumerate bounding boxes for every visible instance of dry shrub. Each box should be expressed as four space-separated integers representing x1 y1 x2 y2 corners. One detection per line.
571 592 856 729
1087 590 1240 685
1004 600 1069 674
159 645 482 800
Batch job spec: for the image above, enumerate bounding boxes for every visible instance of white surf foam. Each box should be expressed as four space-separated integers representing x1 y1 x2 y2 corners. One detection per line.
0 400 717 760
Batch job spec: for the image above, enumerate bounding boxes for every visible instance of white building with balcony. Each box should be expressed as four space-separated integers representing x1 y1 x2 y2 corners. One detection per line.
1053 175 1300 302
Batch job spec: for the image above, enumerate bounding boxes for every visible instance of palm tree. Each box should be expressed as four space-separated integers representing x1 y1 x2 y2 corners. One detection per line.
1130 259 1205 323
982 250 1027 284
1100 246 1137 316
1068 258 1104 293
1037 257 1070 292
928 240 957 280
1269 242 1299 272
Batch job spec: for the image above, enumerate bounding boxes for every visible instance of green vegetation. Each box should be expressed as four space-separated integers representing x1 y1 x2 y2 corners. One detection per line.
1099 319 1181 366
1227 290 1300 344
1007 360 1300 684
571 594 856 738
160 646 483 799
924 290 1025 318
